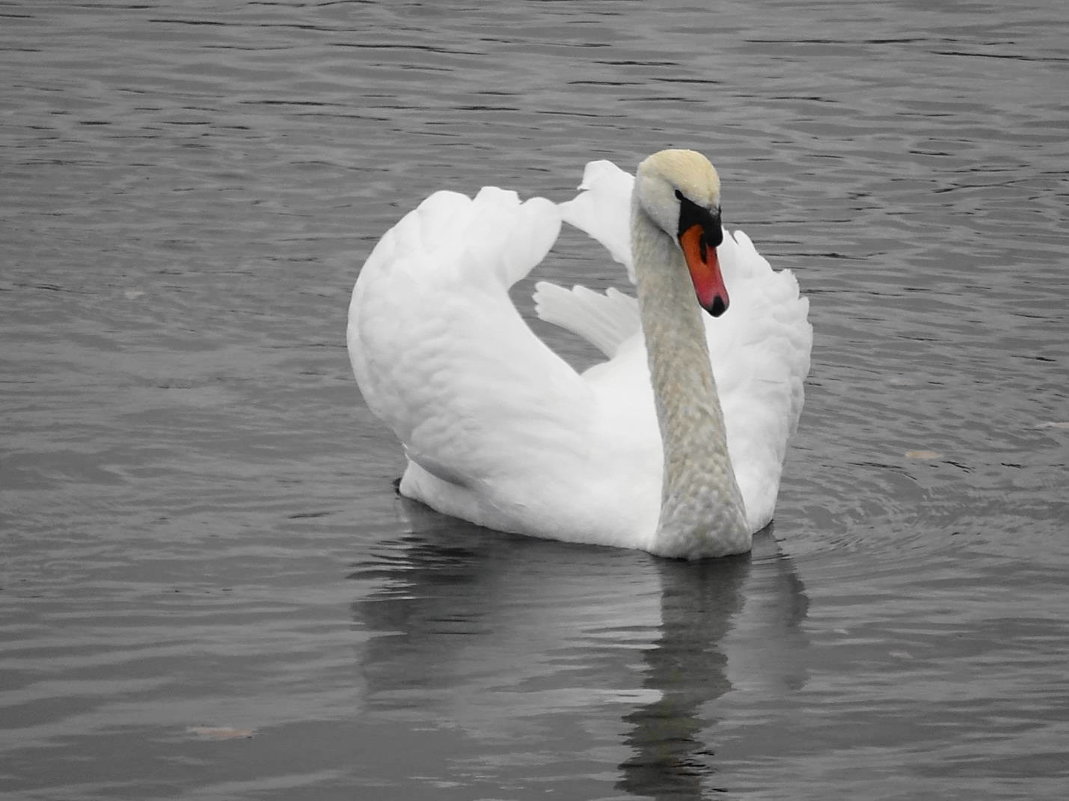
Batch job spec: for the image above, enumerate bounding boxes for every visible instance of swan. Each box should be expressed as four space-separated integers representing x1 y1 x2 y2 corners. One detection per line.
348 150 811 559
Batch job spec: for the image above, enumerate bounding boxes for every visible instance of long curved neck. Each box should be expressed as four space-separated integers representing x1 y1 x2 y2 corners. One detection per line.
631 202 750 558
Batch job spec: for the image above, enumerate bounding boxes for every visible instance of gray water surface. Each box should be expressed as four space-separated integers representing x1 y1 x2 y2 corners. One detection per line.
2 1 1068 799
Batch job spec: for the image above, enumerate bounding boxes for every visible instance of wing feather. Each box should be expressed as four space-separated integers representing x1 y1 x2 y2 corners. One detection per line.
532 282 640 358
348 187 592 499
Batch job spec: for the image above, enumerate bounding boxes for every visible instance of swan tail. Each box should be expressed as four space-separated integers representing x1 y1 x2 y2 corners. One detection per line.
532 282 640 358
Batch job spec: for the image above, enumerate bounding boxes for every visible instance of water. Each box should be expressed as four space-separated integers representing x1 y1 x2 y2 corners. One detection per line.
2 1 1067 798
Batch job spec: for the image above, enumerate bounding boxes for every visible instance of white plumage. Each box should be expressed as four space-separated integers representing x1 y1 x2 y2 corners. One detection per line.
348 152 812 558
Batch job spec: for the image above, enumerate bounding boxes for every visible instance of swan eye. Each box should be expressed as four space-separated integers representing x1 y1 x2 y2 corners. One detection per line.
676 194 723 247
674 189 684 201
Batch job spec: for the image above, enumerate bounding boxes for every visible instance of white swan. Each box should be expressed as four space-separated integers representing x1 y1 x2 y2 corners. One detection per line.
348 150 811 559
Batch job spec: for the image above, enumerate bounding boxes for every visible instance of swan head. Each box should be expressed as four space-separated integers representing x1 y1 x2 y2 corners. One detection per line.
635 149 728 317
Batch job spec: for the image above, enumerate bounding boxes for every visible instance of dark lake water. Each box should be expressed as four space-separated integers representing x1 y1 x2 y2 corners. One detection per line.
2 1 1068 798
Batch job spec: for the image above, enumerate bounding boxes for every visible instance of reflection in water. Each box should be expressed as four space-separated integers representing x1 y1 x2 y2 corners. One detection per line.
618 556 750 799
619 530 810 799
351 500 809 797
349 496 663 727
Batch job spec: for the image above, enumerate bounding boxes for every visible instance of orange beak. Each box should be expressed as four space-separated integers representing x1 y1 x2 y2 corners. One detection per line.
679 223 729 317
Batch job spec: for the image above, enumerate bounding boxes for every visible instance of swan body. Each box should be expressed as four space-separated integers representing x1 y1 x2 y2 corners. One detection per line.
348 151 811 559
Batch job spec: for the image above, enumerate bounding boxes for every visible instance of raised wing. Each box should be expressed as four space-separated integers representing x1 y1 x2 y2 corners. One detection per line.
348 187 592 493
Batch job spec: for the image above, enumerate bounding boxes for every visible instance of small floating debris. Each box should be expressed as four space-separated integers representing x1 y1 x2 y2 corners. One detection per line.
905 450 942 460
186 726 257 740
1036 421 1069 430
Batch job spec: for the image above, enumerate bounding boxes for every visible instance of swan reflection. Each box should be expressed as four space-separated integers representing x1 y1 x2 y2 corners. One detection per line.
618 530 809 799
617 555 750 797
350 500 808 797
